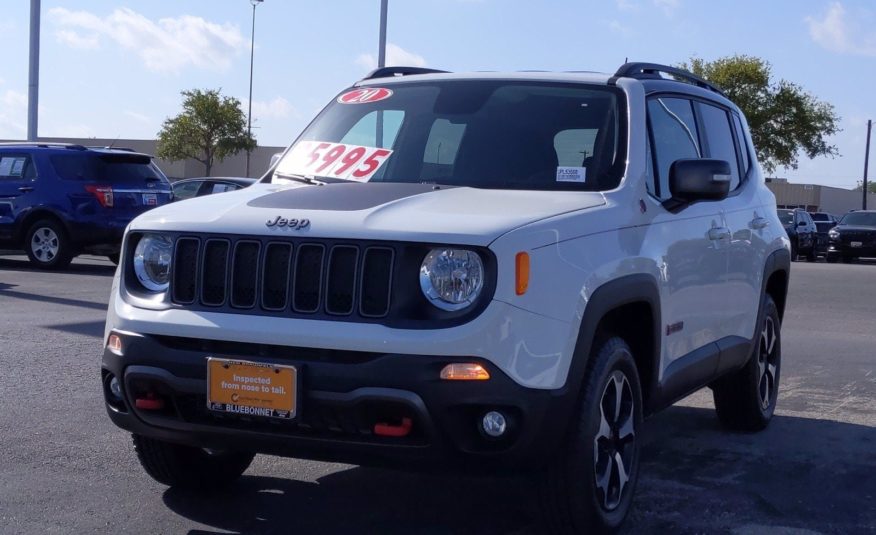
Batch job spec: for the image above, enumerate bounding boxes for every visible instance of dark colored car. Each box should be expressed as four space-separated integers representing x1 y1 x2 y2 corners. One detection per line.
778 208 817 261
0 143 172 268
826 210 876 263
171 177 255 201
809 211 839 255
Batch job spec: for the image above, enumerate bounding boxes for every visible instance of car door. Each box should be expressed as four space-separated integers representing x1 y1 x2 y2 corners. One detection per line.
0 153 39 242
699 103 765 345
645 96 731 366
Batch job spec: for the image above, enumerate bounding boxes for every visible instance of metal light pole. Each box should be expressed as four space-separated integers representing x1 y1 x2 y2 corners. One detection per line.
27 0 41 141
245 0 263 178
378 0 388 69
864 119 872 210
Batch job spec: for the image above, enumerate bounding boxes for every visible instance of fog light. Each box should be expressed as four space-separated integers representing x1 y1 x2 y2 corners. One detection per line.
482 411 507 437
107 334 122 355
109 376 123 400
440 363 490 381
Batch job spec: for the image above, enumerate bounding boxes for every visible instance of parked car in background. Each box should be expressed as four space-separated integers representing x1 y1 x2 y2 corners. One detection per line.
778 208 816 261
809 211 839 256
827 210 876 263
171 177 255 201
0 143 171 268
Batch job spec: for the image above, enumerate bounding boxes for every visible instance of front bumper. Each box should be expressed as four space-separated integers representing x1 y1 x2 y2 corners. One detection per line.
827 240 876 258
101 331 578 472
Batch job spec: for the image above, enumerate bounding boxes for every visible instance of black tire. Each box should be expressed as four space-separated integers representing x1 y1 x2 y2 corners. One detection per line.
132 434 255 489
712 295 781 431
537 336 643 534
107 253 120 265
842 255 854 264
790 241 798 261
805 248 817 262
826 253 839 264
24 219 74 270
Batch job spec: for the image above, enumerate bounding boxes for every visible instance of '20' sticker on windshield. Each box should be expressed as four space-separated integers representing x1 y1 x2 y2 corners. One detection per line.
278 141 393 181
337 88 393 104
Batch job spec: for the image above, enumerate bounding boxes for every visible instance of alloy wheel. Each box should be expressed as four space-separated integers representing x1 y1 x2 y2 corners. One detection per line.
593 370 636 511
31 227 60 262
757 316 779 410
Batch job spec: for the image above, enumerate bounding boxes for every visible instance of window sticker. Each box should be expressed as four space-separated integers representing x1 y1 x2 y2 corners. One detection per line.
337 88 393 104
276 141 393 182
556 166 586 183
10 158 25 176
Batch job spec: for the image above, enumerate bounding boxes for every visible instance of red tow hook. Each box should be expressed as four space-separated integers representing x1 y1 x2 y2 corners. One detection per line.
135 393 165 411
374 417 413 437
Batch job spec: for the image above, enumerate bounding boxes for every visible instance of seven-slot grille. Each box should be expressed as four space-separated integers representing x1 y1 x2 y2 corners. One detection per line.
171 236 394 319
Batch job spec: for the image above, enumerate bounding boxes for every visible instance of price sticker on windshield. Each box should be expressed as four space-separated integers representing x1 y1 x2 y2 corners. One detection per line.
277 141 393 182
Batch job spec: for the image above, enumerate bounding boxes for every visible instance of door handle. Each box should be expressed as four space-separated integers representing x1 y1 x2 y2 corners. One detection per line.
18 186 34 193
709 227 731 241
750 217 768 230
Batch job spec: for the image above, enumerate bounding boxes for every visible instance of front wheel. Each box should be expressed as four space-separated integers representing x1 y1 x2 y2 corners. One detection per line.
712 295 781 431
537 336 642 534
133 434 255 489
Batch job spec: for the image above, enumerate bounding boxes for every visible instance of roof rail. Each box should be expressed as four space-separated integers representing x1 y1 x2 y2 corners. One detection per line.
613 62 725 96
362 66 449 81
0 142 87 150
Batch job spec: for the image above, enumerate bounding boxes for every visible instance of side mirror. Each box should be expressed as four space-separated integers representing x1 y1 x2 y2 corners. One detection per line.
664 159 732 211
269 152 283 170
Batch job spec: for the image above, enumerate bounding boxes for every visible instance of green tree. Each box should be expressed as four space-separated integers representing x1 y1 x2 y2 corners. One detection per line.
854 180 876 194
156 89 256 176
679 55 840 174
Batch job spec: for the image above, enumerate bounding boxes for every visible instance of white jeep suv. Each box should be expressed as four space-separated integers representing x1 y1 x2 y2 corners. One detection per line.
102 63 790 532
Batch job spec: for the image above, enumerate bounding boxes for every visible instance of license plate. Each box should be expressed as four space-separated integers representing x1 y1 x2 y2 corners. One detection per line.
142 193 158 206
207 358 297 419
851 241 863 248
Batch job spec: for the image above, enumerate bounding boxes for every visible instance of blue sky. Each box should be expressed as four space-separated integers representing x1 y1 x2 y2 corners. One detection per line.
0 0 873 188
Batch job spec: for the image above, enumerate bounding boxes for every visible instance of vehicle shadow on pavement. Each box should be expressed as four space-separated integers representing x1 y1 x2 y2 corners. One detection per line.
0 257 116 276
159 406 876 535
0 287 108 312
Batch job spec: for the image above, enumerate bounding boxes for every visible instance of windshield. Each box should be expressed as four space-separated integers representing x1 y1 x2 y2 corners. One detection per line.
777 210 794 225
840 212 876 227
809 213 830 221
273 80 626 191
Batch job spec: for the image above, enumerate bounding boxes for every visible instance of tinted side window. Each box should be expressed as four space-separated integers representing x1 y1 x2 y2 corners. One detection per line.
698 103 741 191
732 114 750 174
647 97 701 200
172 181 201 200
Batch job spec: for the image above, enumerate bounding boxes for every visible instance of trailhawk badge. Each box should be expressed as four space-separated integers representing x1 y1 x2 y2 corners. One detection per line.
266 216 310 230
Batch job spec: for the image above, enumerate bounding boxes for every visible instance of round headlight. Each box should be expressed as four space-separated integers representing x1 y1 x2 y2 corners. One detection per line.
828 228 840 238
133 234 173 292
419 249 484 311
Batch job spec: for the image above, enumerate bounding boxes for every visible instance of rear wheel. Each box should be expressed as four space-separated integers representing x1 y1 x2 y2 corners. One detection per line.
25 219 74 270
537 336 642 534
790 241 798 261
133 434 255 489
712 295 781 431
805 248 817 262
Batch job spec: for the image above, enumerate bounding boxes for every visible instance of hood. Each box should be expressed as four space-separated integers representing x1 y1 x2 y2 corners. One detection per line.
130 181 606 246
833 225 876 233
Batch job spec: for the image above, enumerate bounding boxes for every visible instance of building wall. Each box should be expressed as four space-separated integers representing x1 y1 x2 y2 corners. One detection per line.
4 138 287 180
767 180 876 215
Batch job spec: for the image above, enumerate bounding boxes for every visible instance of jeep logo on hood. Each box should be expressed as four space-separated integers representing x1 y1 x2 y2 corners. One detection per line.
266 216 310 230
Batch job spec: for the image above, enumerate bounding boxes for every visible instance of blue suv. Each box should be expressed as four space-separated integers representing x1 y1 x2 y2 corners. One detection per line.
0 143 172 269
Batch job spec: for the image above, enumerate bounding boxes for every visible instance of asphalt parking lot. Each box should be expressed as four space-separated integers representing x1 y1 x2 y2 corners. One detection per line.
0 255 874 534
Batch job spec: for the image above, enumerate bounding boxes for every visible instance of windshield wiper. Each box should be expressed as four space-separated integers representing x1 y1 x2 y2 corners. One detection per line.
273 172 327 186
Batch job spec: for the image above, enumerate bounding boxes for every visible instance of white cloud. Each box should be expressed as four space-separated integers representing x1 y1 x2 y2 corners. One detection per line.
806 2 876 57
615 0 639 12
248 97 297 120
123 110 152 124
355 43 427 71
653 0 679 15
0 90 28 138
55 29 100 50
608 20 633 37
48 7 246 74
